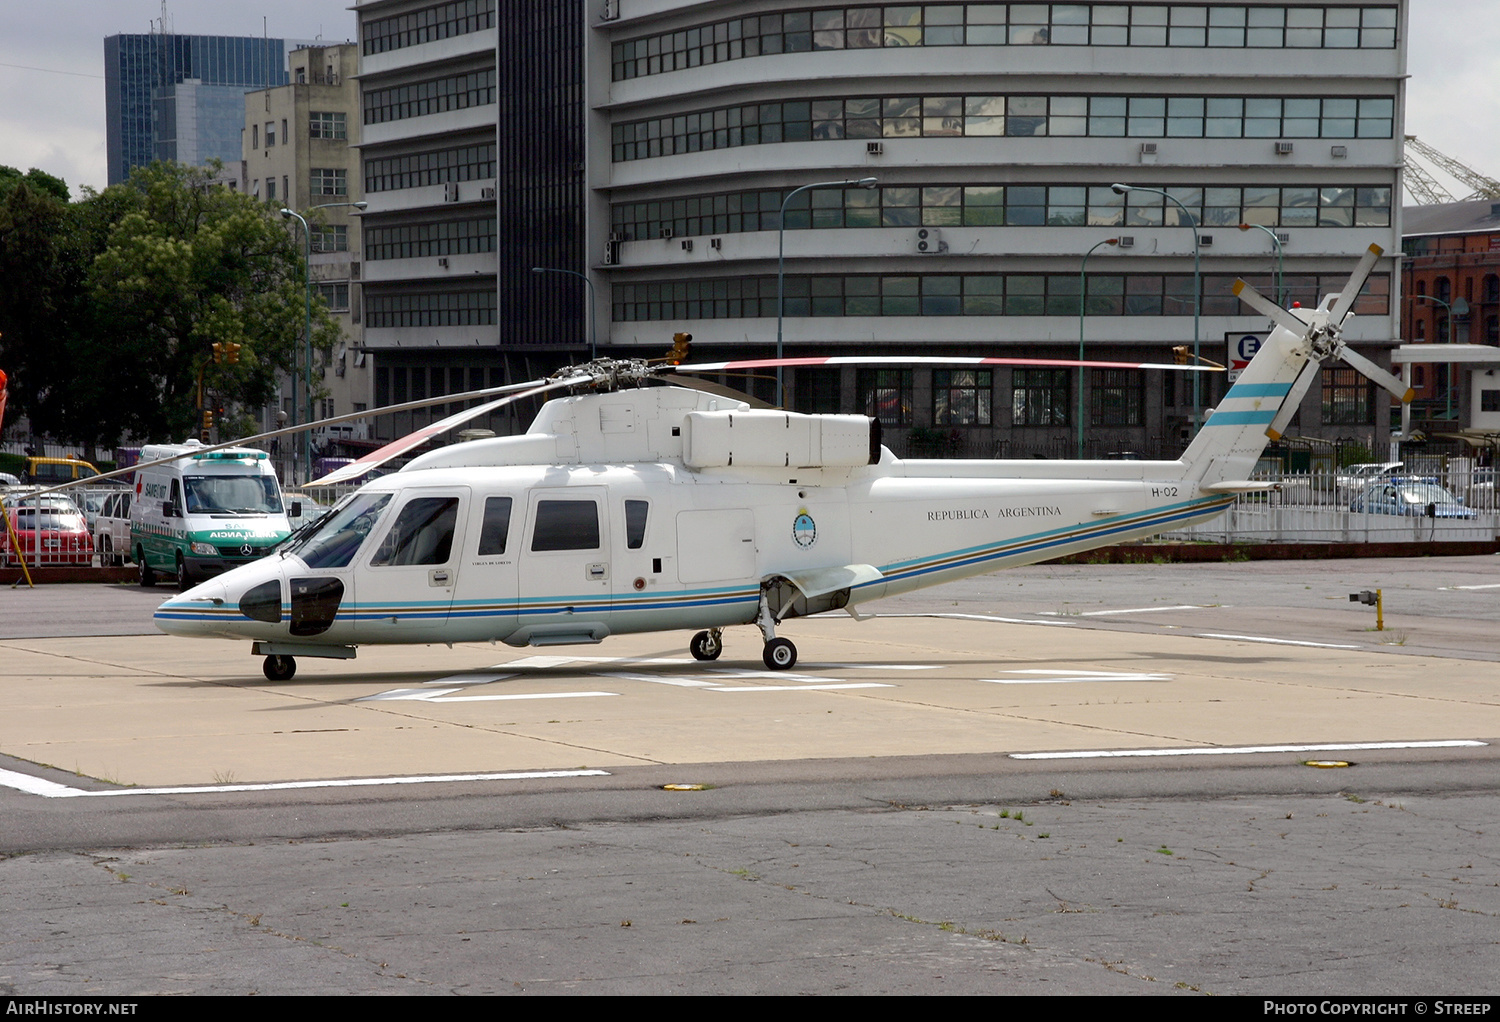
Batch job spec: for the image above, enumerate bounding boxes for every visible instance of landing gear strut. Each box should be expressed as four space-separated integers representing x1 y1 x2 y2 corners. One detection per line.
756 587 797 671
263 654 296 681
689 629 723 661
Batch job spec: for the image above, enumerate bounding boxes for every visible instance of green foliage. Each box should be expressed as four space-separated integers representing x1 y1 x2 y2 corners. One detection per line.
0 166 69 203
0 161 337 447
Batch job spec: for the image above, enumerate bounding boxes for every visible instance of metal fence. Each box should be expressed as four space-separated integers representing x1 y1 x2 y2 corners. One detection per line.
1162 461 1500 544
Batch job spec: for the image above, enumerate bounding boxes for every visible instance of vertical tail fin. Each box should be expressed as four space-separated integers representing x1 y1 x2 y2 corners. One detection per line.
1178 318 1311 487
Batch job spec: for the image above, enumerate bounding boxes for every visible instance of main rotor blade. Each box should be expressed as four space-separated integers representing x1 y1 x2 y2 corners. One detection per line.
1232 279 1308 337
1339 346 1415 403
307 377 582 486
1264 360 1321 441
671 355 1222 373
14 376 562 502
1326 242 1385 327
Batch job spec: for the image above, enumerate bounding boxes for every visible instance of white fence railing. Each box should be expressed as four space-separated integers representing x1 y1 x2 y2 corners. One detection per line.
1162 468 1500 544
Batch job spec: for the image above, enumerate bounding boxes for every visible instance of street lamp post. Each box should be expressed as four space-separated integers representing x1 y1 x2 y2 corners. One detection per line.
280 200 367 484
1078 237 1120 459
1413 294 1468 422
1111 183 1201 436
777 177 877 403
1238 222 1284 309
530 266 597 359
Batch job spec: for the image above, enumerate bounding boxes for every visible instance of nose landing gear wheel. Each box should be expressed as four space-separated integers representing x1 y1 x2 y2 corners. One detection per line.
263 655 296 681
763 637 797 671
689 629 723 661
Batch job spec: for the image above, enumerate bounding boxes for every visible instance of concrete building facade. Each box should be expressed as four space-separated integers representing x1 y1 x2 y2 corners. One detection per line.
241 43 372 480
354 0 1409 457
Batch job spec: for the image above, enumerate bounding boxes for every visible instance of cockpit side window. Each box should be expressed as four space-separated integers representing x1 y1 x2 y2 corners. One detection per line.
624 499 648 549
477 496 513 555
370 497 459 566
289 492 392 568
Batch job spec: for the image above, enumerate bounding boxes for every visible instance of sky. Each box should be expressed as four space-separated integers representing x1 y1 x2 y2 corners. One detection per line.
2 0 1499 202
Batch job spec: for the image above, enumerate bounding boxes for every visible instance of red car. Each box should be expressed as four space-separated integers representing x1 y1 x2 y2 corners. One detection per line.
2 495 95 566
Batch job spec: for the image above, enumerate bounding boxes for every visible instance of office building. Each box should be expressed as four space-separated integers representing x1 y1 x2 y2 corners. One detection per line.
358 0 1408 455
105 32 290 186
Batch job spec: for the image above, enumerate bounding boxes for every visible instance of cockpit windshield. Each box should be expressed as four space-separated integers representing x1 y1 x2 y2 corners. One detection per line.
184 474 283 514
284 491 393 568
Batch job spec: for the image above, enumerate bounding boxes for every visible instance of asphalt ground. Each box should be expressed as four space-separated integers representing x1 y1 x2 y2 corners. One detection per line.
1 557 1498 996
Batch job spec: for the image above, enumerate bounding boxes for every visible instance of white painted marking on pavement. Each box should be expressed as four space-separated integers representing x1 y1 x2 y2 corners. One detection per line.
1040 604 1209 617
1011 740 1486 760
1198 633 1361 649
421 691 617 703
983 669 1171 684
0 768 612 799
876 612 1074 627
426 673 514 687
1439 583 1500 591
707 683 895 692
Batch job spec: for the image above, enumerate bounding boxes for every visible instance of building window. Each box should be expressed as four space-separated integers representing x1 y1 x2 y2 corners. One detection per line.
793 368 842 414
311 168 348 196
364 290 497 327
266 177 276 201
364 0 496 55
363 69 497 125
1482 390 1500 413
311 225 349 252
1091 369 1145 426
317 282 350 311
612 4 1399 81
1322 366 1374 425
265 121 276 147
612 92 1394 161
364 143 496 193
1484 275 1500 303
933 369 992 425
859 369 913 425
1012 369 1071 426
252 124 259 148
310 112 347 140
366 216 497 260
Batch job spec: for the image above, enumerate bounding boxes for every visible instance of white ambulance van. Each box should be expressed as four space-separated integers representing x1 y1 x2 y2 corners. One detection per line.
130 440 295 590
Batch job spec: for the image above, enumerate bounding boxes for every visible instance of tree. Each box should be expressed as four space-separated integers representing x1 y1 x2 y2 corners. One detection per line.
0 161 338 449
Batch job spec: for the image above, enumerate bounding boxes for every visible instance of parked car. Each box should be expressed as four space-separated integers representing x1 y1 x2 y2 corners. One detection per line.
1335 462 1403 500
281 491 328 534
1 494 95 566
92 489 133 566
0 471 20 487
1349 480 1477 519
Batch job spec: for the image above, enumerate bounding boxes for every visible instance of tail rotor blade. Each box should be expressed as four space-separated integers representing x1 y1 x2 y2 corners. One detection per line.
1264 360 1321 441
1233 279 1308 337
1327 242 1385 327
1339 346 1414 404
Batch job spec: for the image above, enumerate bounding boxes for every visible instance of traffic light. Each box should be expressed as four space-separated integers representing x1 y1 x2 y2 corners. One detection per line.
1173 345 1192 365
211 342 224 363
225 342 241 364
666 332 692 364
202 408 214 431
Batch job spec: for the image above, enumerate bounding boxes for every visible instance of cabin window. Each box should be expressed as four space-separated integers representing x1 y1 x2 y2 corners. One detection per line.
531 500 601 551
477 496 513 555
370 497 458 566
624 500 649 549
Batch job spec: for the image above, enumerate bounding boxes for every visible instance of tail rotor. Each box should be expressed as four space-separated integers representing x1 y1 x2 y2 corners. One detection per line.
1232 242 1412 441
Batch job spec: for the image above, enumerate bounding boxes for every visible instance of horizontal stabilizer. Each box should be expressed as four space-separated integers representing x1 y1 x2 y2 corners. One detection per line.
1199 480 1278 493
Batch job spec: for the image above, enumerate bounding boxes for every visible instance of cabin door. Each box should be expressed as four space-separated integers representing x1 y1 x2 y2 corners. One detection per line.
518 487 611 637
354 487 469 640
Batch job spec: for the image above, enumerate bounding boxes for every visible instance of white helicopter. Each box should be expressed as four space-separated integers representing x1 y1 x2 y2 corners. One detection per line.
151 244 1409 680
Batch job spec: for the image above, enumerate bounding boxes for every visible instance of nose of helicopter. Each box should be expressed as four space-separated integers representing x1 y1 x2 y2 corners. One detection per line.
153 560 285 637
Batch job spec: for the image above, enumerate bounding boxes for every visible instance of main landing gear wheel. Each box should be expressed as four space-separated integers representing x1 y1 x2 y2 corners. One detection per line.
763 637 797 671
689 629 723 661
263 655 296 681
137 550 155 588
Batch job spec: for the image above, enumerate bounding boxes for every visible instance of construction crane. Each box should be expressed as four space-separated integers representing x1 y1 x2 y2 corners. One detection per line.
1404 135 1500 204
